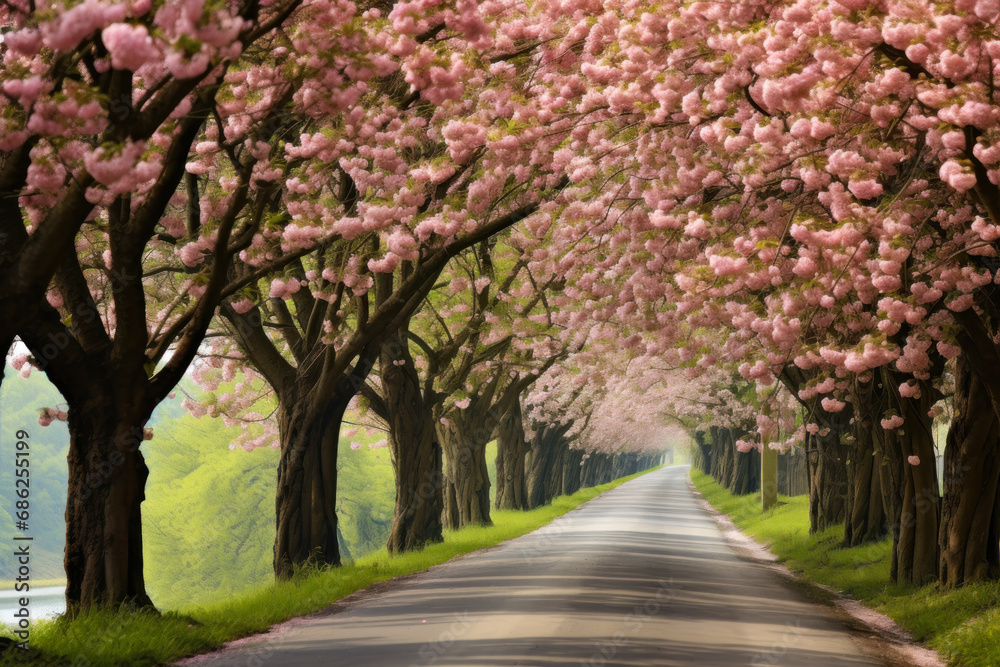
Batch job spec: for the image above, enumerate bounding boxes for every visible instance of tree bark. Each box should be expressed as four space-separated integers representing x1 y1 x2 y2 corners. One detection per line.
712 426 737 487
64 398 153 613
562 448 584 495
777 449 808 496
439 411 492 528
729 435 761 496
379 331 444 554
844 378 888 547
22 314 157 614
526 423 570 507
443 477 460 531
546 439 568 499
804 405 850 533
875 369 940 586
495 401 530 510
273 393 347 578
939 354 1000 587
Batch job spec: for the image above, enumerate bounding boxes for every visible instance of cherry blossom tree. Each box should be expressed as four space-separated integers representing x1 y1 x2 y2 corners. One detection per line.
0 0 353 611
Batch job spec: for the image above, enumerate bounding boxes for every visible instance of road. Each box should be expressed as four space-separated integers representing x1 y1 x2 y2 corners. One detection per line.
181 465 881 667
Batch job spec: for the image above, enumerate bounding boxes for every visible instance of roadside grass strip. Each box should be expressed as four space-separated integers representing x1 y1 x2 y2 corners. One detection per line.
690 468 1000 667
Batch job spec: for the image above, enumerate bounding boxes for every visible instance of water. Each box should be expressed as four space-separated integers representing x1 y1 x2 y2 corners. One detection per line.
0 586 65 627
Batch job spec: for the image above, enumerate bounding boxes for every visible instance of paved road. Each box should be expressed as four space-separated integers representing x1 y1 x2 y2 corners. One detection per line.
182 466 881 667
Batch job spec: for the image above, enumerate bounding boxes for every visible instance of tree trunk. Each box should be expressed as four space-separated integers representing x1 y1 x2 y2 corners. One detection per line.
64 398 153 613
876 369 940 586
380 333 443 554
777 450 805 496
443 477 459 531
713 426 737 487
545 439 568 500
527 424 563 507
728 430 760 496
844 378 888 546
844 425 887 546
562 448 584 496
580 453 599 488
495 401 530 510
805 405 850 533
439 413 492 528
939 354 1000 587
274 395 346 578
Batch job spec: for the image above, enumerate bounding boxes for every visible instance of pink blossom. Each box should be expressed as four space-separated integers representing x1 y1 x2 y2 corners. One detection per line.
940 160 977 193
880 415 905 430
454 397 471 409
102 24 161 71
84 140 147 187
820 397 845 413
269 278 302 300
231 298 255 314
907 455 920 466
848 179 883 199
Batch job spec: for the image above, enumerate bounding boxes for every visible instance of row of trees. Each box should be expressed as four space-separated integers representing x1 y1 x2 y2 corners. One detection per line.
20 0 1000 618
549 0 1000 591
1 0 671 612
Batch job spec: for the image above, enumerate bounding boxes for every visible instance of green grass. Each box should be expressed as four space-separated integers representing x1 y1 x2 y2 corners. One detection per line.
690 468 1000 667
0 469 654 666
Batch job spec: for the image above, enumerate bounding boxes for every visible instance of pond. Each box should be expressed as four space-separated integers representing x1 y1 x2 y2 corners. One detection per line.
0 586 65 628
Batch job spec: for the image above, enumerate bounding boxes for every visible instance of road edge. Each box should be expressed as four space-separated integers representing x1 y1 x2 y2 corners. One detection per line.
686 476 947 667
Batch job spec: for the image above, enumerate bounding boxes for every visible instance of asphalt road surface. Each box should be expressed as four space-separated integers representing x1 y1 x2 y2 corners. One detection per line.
181 465 881 667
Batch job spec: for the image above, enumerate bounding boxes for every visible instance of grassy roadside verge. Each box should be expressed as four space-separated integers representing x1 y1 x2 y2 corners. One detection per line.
690 468 1000 667
1 468 656 667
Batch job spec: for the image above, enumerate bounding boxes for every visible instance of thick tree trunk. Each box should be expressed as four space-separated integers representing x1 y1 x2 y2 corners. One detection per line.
526 424 565 507
546 439 568 500
443 477 459 531
777 449 808 496
713 426 737 487
495 401 530 510
580 452 600 488
844 379 888 546
274 396 346 578
727 429 760 496
805 405 850 533
597 452 614 484
844 425 887 546
562 448 584 496
939 354 1000 587
439 413 492 528
380 334 443 554
64 399 153 613
387 420 443 552
875 369 940 586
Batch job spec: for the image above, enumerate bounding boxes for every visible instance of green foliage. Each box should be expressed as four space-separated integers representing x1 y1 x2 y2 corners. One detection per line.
0 470 655 667
143 413 400 610
690 468 1000 667
142 414 279 610
335 429 394 559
